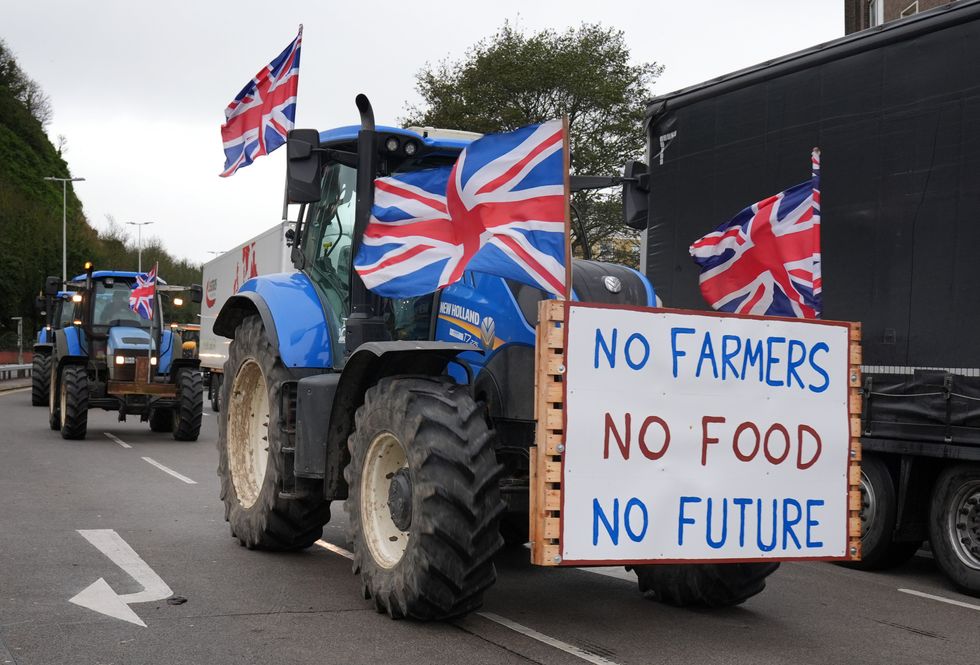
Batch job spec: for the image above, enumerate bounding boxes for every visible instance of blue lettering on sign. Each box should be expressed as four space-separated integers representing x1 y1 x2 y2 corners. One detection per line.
765 336 786 387
594 328 617 369
741 338 765 382
786 339 807 389
806 499 825 547
593 497 619 546
706 497 727 549
782 498 802 549
671 328 696 378
733 497 752 547
677 496 702 545
624 333 650 370
721 335 742 380
696 332 718 379
624 498 649 542
808 342 830 393
757 498 778 552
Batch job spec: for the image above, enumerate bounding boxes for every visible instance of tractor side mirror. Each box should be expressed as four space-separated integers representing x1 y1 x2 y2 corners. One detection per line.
189 284 203 305
44 275 61 296
286 129 323 204
623 160 649 230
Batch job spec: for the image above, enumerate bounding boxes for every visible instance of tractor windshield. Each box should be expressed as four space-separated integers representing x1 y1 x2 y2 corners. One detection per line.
91 280 154 329
54 299 75 328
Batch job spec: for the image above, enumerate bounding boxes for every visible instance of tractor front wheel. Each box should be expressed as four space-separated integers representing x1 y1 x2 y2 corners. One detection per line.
59 365 89 440
629 562 780 608
218 315 330 550
172 369 203 441
345 376 505 620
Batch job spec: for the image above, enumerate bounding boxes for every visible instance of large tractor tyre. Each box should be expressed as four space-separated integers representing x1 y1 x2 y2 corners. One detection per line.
928 463 980 596
218 315 330 550
630 562 780 608
59 365 89 440
149 408 175 432
344 376 506 620
172 369 203 441
841 453 920 570
48 362 60 430
31 353 51 406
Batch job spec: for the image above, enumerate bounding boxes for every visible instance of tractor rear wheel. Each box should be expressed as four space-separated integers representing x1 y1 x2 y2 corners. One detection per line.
629 562 780 608
345 376 505 620
172 369 203 441
59 365 89 440
32 353 51 406
218 315 330 550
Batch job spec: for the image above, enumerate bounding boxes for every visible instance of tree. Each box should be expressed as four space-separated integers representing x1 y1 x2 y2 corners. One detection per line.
404 22 662 266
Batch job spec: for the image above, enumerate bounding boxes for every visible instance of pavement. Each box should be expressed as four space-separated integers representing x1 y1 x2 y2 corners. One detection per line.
1 386 979 665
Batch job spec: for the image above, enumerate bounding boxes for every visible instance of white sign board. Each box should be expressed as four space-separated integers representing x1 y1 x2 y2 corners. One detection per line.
560 304 851 564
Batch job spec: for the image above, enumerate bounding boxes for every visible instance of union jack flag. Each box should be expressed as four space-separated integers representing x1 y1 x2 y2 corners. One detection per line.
220 27 302 177
130 265 157 320
689 149 821 319
353 120 567 297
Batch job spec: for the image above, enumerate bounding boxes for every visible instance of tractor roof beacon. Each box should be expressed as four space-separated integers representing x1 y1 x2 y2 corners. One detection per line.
212 95 779 620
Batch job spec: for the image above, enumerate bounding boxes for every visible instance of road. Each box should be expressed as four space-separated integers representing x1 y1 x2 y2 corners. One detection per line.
0 385 978 665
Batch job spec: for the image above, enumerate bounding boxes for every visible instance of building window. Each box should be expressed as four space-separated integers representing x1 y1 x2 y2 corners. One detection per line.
900 1 919 18
869 0 885 27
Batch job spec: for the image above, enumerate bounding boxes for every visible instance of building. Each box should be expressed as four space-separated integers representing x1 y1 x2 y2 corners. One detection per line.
845 0 953 33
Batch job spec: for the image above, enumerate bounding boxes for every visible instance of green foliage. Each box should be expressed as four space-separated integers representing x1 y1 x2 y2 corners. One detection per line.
0 39 200 347
404 22 661 266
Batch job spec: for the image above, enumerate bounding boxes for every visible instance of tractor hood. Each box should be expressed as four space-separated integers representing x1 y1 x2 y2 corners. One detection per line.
107 326 155 355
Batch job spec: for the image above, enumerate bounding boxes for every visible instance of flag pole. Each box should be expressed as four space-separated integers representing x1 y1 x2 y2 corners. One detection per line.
561 115 572 301
281 24 303 226
149 261 158 383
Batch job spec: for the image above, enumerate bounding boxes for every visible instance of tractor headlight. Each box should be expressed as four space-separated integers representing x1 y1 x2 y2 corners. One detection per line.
150 357 157 366
173 297 184 307
385 136 400 152
115 355 125 365
404 140 418 156
72 294 83 303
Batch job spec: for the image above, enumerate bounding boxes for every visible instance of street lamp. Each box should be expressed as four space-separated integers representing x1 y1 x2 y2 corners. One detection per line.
126 221 155 272
43 176 86 283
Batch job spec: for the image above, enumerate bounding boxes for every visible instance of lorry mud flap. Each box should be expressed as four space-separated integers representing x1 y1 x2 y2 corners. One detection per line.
294 373 340 479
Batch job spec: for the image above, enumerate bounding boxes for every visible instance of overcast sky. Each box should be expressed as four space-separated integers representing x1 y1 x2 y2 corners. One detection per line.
3 1 843 265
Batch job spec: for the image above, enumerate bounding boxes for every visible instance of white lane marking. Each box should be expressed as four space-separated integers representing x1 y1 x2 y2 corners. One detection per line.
141 457 197 484
202 412 210 417
477 612 622 665
578 567 636 583
70 529 174 627
0 387 31 396
899 588 980 611
315 539 353 559
313 539 619 664
104 433 132 449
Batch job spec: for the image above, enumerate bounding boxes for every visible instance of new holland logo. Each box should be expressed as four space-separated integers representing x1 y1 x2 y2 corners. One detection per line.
480 316 496 350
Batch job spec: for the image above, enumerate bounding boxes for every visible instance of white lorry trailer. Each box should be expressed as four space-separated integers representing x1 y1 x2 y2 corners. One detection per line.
200 222 294 410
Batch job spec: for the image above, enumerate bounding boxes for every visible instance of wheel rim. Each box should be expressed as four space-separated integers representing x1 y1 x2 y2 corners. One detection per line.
859 470 877 539
360 432 410 569
946 479 980 570
227 359 270 509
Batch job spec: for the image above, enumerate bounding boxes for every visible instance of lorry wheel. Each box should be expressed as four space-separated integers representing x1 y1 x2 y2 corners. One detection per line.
210 374 222 412
149 408 174 432
59 365 88 440
629 562 780 607
32 353 51 406
172 369 203 441
929 463 980 596
344 376 505 620
218 315 330 550
842 453 920 570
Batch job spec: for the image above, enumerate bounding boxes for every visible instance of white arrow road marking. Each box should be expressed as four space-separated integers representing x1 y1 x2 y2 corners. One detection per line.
70 529 173 627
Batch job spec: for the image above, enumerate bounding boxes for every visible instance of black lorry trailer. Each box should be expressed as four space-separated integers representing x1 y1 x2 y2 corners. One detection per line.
636 0 980 595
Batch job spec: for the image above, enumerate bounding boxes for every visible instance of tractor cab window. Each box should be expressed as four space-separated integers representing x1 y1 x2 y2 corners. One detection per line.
303 162 357 318
54 299 75 328
91 280 151 329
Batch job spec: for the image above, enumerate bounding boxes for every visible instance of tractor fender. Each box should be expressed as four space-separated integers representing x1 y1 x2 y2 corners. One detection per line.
53 327 86 366
295 341 477 498
33 342 53 356
212 273 333 370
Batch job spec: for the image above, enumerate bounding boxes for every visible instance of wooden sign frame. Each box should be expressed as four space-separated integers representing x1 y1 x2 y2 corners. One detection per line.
529 299 863 566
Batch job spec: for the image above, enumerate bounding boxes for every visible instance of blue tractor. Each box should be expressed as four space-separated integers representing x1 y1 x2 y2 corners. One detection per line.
213 96 777 619
31 279 78 407
44 265 204 441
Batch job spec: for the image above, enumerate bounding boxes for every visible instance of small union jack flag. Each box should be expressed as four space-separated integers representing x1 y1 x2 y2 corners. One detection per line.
220 27 302 177
354 120 567 297
689 149 822 319
130 265 157 320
